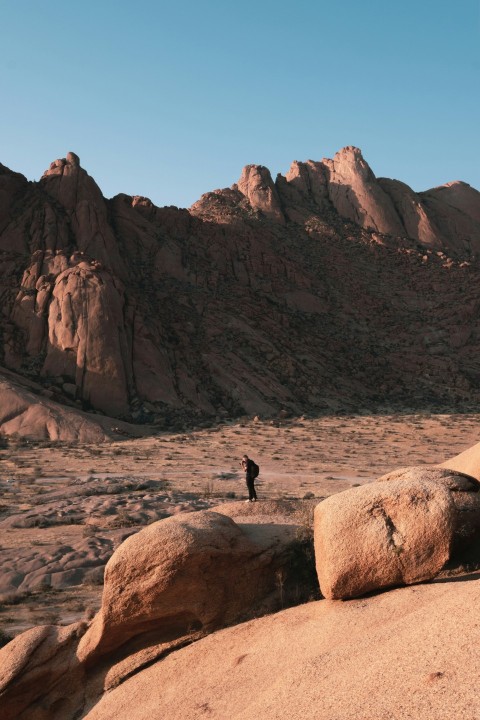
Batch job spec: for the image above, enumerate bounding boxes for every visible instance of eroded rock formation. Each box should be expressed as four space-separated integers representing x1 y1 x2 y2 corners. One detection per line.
1 148 480 437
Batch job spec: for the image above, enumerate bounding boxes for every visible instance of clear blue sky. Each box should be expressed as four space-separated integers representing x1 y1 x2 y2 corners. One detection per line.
0 0 479 207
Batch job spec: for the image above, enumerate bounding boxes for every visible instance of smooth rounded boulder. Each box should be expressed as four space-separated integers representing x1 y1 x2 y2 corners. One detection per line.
77 506 306 663
314 477 455 599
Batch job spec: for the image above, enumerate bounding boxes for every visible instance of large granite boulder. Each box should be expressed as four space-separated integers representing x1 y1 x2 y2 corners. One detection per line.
315 467 480 600
377 467 480 561
77 503 308 662
0 501 312 718
315 476 454 599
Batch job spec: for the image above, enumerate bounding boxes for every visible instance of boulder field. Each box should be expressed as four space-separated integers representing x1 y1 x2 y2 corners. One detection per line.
2 452 480 718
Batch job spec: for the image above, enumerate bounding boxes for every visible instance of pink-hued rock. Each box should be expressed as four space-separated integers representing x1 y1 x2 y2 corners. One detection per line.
1 147 480 438
314 477 455 599
376 466 480 559
419 181 480 256
284 160 329 206
81 576 480 720
42 264 131 417
0 623 86 720
0 368 133 441
0 500 311 719
441 441 480 482
237 164 285 224
321 146 406 234
378 178 442 248
77 505 303 663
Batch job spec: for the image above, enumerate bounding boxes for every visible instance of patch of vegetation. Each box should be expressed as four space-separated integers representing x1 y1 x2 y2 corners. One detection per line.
0 590 32 607
0 628 14 648
202 481 216 498
282 536 320 607
82 524 99 538
109 510 137 528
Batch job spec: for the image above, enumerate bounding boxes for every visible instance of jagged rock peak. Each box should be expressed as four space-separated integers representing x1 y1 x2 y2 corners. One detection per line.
42 151 81 178
237 164 285 224
132 195 154 208
323 145 375 181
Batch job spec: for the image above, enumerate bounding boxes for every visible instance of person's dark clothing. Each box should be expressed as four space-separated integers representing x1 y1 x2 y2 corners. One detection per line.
244 459 258 500
246 476 257 500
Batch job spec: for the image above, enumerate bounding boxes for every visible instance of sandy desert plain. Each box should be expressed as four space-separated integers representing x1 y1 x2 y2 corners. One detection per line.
1 409 479 645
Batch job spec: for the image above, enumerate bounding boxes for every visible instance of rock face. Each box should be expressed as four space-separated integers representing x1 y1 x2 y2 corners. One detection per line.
80 576 480 720
441 441 480 481
1 148 480 437
314 476 455 599
42 264 130 417
376 467 480 563
320 146 406 235
236 165 285 224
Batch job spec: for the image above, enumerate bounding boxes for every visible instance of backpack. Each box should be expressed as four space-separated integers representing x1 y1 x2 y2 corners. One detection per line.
251 462 259 479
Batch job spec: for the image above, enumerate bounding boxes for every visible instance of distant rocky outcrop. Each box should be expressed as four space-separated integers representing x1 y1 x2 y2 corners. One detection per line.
277 146 480 252
1 148 480 438
236 165 285 224
0 367 136 442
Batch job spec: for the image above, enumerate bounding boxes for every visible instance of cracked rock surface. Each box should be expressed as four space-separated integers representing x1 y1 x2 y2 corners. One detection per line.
314 475 457 599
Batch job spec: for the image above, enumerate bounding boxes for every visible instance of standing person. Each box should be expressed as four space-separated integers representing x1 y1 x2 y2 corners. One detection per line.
241 454 258 502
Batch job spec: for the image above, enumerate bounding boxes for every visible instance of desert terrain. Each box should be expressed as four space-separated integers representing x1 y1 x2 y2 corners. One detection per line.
1 410 479 645
1 146 480 718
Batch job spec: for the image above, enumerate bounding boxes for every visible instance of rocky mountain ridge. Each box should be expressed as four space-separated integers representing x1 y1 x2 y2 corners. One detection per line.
1 147 480 436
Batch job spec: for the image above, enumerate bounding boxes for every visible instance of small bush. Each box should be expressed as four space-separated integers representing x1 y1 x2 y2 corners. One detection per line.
0 590 30 606
109 510 137 528
82 524 99 538
0 628 14 648
85 566 105 586
202 481 215 498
